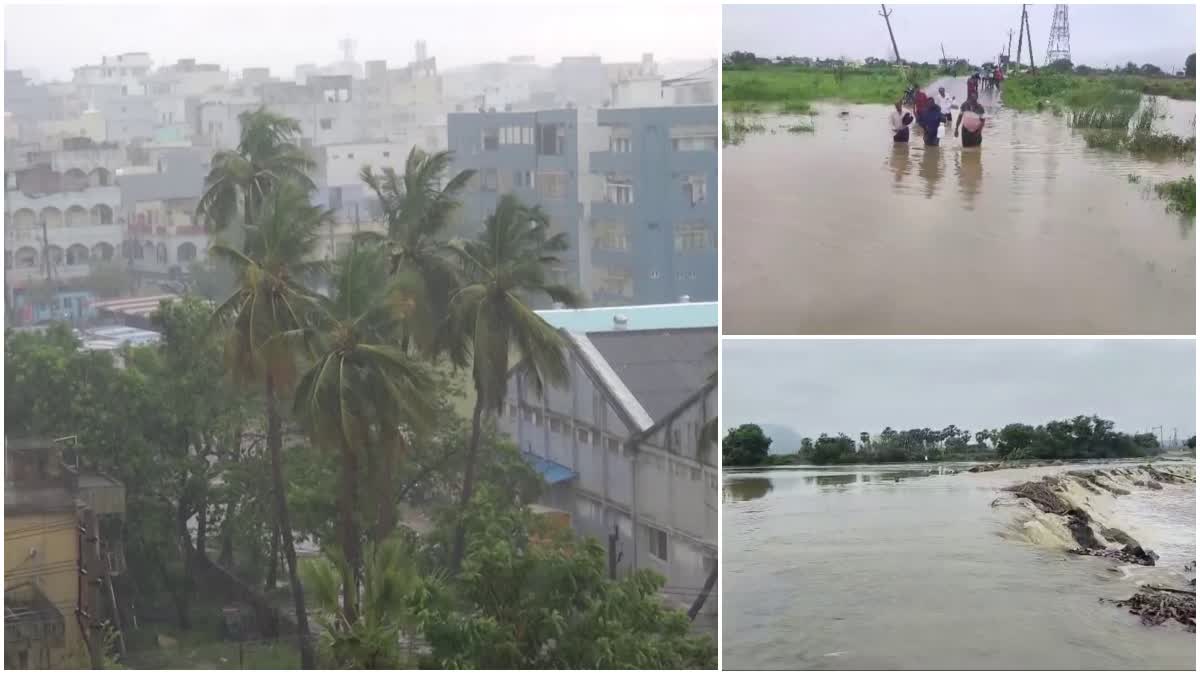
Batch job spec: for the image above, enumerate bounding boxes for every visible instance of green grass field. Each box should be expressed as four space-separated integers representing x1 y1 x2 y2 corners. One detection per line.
1003 72 1194 111
723 65 936 108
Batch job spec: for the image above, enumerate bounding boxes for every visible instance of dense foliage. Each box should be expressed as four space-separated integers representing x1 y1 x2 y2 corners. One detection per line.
723 416 1164 466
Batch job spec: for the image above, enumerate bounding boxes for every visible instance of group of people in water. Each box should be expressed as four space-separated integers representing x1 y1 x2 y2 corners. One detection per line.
891 71 994 149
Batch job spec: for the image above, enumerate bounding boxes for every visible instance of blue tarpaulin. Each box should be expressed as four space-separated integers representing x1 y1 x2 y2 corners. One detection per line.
522 452 577 485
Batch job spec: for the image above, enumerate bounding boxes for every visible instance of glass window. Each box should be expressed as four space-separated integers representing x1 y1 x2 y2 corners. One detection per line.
646 525 668 561
674 223 710 252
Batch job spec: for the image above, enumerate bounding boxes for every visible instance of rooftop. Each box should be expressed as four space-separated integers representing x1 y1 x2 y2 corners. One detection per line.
537 301 716 333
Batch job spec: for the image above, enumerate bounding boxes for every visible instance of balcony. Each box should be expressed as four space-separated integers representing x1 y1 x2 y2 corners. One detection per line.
4 583 66 650
590 201 636 222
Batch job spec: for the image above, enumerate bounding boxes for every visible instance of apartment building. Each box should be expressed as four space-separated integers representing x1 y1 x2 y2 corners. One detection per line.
588 105 718 305
447 107 595 293
498 303 717 629
117 148 209 280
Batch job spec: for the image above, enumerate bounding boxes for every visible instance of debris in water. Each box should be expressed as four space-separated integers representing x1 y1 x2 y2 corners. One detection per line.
1105 587 1196 632
1071 543 1158 566
1145 480 1163 490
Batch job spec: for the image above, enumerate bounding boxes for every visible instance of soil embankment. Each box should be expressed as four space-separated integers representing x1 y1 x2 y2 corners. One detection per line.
995 464 1196 631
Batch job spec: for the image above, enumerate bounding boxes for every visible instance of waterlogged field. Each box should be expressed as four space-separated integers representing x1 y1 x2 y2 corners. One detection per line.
723 77 1196 335
723 461 1197 670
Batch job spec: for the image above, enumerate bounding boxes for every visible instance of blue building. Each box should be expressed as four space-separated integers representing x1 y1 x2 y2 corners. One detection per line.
446 108 584 292
588 106 717 306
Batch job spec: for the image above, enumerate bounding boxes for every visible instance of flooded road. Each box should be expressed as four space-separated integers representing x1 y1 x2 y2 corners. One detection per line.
723 461 1196 670
723 77 1196 334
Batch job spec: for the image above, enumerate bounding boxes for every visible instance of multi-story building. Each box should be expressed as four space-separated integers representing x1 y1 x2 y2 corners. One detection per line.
117 148 209 280
498 303 717 630
588 105 717 305
5 438 125 668
5 154 124 322
447 107 596 293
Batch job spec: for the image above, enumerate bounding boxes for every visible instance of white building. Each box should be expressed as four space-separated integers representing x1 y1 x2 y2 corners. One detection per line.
498 306 717 629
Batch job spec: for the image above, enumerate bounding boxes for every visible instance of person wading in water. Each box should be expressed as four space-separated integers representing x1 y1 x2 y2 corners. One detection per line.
890 99 913 143
955 92 986 148
917 95 943 146
967 71 981 100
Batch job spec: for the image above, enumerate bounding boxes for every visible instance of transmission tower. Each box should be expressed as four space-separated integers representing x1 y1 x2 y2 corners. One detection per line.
1045 5 1071 65
338 36 357 63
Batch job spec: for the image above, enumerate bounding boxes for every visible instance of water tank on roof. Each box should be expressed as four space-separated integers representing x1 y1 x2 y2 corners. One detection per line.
613 314 628 330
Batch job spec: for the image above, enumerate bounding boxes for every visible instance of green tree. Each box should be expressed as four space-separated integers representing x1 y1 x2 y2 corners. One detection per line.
209 182 331 668
1186 54 1195 78
420 488 716 669
196 108 317 231
358 147 475 352
292 246 435 620
302 538 433 669
722 424 772 466
441 194 582 572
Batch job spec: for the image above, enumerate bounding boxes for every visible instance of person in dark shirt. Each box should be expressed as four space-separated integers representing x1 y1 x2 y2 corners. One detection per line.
967 73 980 100
955 93 986 148
917 99 943 146
890 100 912 143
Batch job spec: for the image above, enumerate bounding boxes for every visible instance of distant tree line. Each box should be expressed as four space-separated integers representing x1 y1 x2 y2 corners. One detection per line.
724 50 1197 80
723 416 1165 467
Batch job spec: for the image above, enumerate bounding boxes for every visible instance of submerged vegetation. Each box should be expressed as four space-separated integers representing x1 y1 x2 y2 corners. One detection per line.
1154 176 1197 217
722 116 765 146
724 416 1165 467
1004 72 1194 111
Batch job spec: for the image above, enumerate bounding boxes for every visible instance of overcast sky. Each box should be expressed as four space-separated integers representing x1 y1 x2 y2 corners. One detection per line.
4 2 719 82
723 340 1196 441
724 4 1195 71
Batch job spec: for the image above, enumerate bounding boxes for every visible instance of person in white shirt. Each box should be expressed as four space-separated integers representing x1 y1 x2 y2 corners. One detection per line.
936 87 954 126
890 99 911 143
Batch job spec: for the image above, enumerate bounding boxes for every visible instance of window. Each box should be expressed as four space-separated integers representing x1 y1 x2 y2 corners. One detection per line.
537 123 564 155
605 180 633 205
538 172 567 199
576 428 590 444
649 270 661 280
593 222 629 251
550 417 562 433
481 169 499 192
610 136 632 153
347 153 355 159
674 223 710 252
593 265 633 298
482 127 500 151
521 126 534 144
702 556 716 575
523 407 534 422
500 126 530 145
646 525 668 562
690 466 702 481
533 410 543 427
382 151 390 158
514 170 535 189
672 428 681 449
606 437 620 454
683 175 707 205
509 403 518 420
320 118 333 130
672 134 718 152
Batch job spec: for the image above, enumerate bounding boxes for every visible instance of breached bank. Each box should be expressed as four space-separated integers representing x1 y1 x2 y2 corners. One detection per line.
994 463 1196 631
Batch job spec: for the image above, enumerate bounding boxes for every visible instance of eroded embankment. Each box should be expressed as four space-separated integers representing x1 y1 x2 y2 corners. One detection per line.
996 464 1196 631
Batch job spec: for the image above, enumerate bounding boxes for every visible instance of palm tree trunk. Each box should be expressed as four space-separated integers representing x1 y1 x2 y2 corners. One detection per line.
371 428 402 542
265 374 316 669
338 437 361 624
450 394 486 572
265 524 279 592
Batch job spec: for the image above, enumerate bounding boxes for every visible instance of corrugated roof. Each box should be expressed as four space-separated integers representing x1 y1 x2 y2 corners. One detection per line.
582 327 716 425
537 301 716 333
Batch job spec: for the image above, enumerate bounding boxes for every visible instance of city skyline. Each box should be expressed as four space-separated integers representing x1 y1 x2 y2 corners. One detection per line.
6 3 719 82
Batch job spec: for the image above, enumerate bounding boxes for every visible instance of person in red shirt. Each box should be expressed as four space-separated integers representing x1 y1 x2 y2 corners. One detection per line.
967 72 980 100
993 66 1004 91
914 89 929 117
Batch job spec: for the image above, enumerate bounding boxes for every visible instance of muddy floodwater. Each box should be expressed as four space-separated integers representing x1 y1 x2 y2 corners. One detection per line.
723 78 1196 334
723 461 1197 670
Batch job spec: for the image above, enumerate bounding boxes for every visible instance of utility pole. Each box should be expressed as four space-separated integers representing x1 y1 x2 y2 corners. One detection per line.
1007 29 1014 62
1015 6 1027 71
880 5 902 64
1024 7 1036 72
607 524 621 580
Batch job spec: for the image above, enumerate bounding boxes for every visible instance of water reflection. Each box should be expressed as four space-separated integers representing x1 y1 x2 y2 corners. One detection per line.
889 143 911 184
918 146 944 198
956 149 983 208
805 473 858 487
724 476 774 502
873 468 940 482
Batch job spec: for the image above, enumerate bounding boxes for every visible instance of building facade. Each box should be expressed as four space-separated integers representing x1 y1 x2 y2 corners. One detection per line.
589 105 718 305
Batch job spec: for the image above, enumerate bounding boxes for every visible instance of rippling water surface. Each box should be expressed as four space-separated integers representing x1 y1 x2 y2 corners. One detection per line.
723 77 1196 334
723 461 1196 670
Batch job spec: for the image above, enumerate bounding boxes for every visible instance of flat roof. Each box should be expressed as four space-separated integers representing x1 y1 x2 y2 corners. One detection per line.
536 301 716 333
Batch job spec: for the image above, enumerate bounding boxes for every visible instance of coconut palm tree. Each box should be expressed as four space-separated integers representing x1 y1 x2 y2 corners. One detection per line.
358 148 475 353
197 107 317 231
209 181 331 669
291 246 435 621
441 194 582 571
